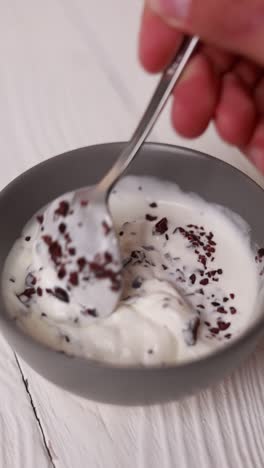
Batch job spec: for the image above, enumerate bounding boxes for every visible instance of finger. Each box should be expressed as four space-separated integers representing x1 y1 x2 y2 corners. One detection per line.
233 59 262 88
139 6 183 72
147 0 264 66
202 45 235 74
247 120 264 173
171 53 219 138
215 73 257 147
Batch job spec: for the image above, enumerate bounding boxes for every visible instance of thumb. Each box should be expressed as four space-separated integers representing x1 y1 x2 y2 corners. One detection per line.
146 0 264 66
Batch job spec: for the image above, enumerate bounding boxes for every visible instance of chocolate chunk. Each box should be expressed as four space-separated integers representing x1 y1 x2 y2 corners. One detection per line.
37 214 44 224
25 273 37 287
142 245 155 251
80 200 88 207
58 223 66 234
102 221 111 235
69 272 79 286
132 276 143 289
145 213 158 222
55 200 69 217
217 320 231 331
82 308 98 317
77 257 86 271
200 278 209 286
17 287 36 304
153 217 168 235
37 287 43 296
49 241 62 262
104 252 113 264
58 266 66 279
54 287 69 303
42 235 52 246
183 317 200 346
130 250 146 263
258 248 264 257
210 327 219 334
190 273 196 285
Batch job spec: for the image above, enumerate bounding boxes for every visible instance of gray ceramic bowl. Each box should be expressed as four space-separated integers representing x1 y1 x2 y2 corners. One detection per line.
0 142 263 405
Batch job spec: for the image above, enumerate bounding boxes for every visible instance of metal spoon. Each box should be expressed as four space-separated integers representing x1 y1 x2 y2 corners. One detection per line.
41 36 199 319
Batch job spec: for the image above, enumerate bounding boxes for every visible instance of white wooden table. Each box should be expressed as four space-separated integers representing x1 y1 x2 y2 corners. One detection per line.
1 1 264 467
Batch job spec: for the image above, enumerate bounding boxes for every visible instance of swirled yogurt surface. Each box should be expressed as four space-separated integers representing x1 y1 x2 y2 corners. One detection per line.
2 176 262 365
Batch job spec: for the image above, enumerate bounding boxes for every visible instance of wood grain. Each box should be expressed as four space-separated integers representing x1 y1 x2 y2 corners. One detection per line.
0 1 263 467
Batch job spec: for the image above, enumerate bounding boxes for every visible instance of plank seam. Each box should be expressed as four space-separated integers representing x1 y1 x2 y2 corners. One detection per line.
14 353 56 468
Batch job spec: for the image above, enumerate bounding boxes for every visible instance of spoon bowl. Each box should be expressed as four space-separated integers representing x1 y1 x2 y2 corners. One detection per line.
39 187 122 319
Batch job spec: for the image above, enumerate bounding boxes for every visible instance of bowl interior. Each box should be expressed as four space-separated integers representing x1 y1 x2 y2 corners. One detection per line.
0 142 263 403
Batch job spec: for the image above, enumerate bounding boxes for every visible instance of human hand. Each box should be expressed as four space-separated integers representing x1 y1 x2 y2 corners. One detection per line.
138 1 264 173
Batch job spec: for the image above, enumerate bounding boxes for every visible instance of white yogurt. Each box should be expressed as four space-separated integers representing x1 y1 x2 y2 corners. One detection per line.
2 176 262 365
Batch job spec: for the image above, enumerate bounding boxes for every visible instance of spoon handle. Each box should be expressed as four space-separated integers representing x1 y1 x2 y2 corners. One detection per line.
97 36 199 195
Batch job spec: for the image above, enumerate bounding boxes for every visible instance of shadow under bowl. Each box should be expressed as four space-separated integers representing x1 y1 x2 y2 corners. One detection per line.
0 142 263 405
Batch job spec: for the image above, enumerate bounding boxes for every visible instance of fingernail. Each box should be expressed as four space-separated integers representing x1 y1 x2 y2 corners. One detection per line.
249 147 264 174
147 0 191 21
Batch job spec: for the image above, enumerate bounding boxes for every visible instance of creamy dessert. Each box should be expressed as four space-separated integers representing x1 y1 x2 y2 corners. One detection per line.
2 176 263 365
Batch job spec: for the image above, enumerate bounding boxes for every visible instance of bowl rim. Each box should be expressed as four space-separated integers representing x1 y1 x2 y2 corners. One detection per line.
1 141 264 373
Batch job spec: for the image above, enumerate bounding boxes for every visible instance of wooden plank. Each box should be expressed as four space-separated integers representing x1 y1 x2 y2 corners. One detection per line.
20 344 264 468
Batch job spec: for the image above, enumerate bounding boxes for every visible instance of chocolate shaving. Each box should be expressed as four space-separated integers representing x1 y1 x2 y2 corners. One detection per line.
69 272 79 286
102 221 111 236
58 223 66 234
37 214 44 224
132 276 143 289
145 214 158 222
217 320 231 331
190 273 196 285
153 217 168 235
82 308 98 317
55 200 69 217
54 287 69 303
77 257 86 271
183 317 200 346
25 273 37 287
